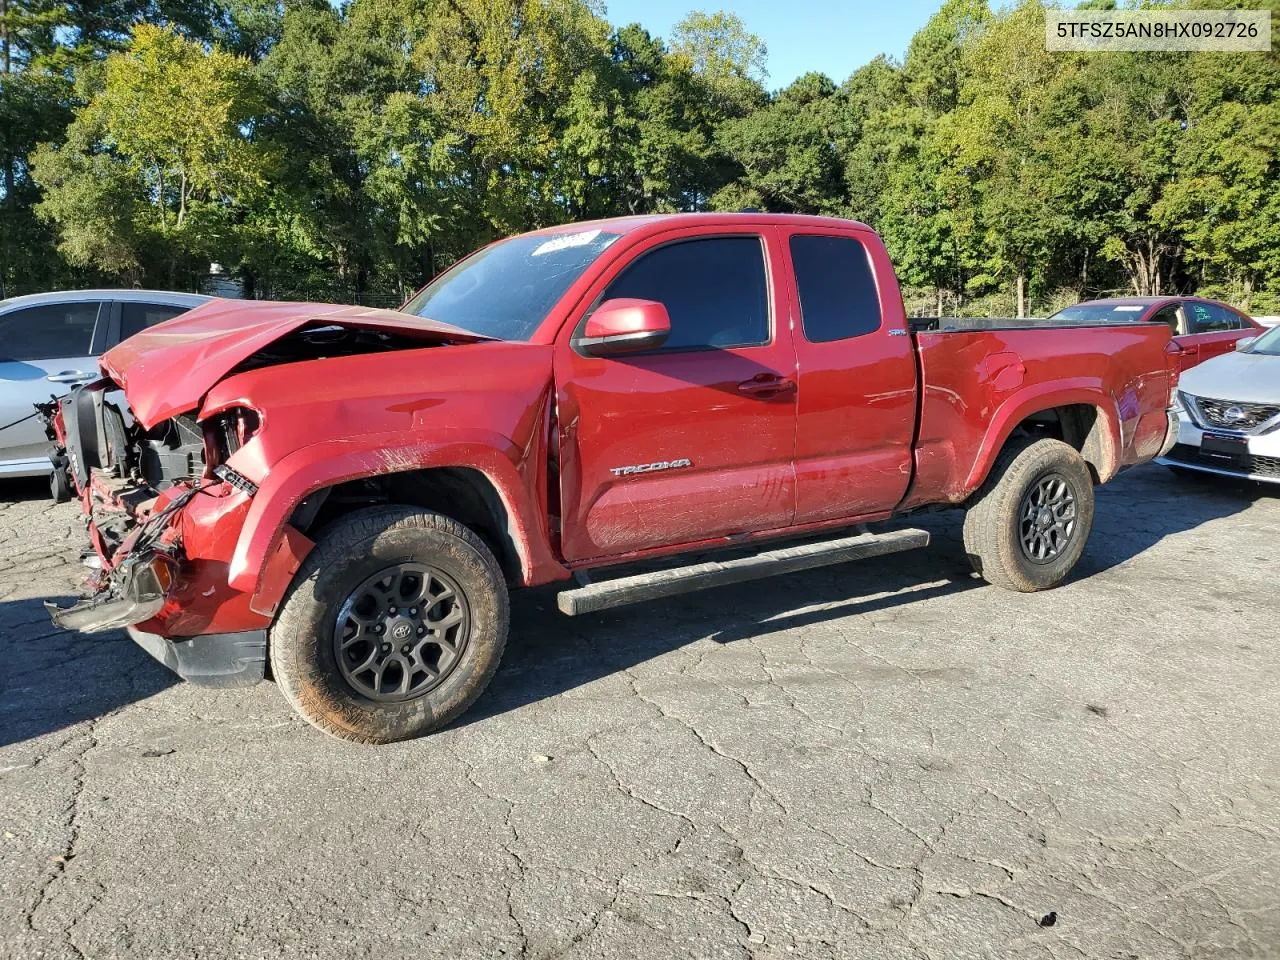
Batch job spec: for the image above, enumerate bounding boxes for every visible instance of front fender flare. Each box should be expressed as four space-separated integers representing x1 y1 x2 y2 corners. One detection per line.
227 430 567 607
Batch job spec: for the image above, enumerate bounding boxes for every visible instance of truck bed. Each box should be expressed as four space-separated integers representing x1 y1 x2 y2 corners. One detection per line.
901 320 1175 509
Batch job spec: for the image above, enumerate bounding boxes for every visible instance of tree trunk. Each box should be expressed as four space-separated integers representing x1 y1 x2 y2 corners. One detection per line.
2 0 10 74
2 0 11 217
936 287 944 318
1015 272 1027 319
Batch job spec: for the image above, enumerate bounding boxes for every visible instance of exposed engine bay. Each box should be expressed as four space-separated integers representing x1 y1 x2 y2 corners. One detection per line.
233 323 436 372
41 380 259 632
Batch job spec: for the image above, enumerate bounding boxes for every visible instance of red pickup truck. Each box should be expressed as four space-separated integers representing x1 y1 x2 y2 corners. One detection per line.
47 214 1179 743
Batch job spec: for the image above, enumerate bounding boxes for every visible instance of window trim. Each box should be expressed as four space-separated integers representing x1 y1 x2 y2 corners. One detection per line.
787 231 884 345
571 233 775 358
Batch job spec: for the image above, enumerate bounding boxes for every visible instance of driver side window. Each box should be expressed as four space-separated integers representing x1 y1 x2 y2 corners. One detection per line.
599 236 770 352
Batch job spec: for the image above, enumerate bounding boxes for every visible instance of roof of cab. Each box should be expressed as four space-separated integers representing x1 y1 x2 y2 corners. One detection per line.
523 212 875 238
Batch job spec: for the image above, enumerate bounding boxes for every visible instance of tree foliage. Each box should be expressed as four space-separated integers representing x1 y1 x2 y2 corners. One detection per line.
3 0 1279 314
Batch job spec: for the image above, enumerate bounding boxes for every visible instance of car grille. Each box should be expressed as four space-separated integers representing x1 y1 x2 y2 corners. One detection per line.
1166 443 1280 479
1191 395 1280 431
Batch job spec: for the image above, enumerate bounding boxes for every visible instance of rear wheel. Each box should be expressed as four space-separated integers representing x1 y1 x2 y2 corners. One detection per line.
270 506 509 743
962 437 1095 592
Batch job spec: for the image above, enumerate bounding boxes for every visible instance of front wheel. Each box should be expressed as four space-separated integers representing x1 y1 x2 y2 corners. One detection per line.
962 437 1095 592
270 506 509 743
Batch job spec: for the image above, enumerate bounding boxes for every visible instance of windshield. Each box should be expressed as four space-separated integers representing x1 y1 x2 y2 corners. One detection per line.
401 229 622 340
1244 324 1280 356
1046 303 1151 324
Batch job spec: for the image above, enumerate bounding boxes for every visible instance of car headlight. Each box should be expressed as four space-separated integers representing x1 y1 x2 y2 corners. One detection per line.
1176 391 1203 427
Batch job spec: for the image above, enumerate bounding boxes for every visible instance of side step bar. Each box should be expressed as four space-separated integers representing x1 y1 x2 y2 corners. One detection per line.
557 527 931 616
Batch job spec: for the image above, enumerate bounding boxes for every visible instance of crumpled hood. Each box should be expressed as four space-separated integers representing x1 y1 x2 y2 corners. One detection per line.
1181 348 1280 406
101 299 491 429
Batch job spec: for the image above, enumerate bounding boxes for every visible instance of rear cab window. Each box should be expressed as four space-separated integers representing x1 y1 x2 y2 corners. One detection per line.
594 235 770 351
788 234 882 342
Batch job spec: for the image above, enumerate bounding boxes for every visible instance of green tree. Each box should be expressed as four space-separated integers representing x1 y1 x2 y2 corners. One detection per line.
712 72 847 214
669 9 766 115
865 0 987 314
1158 41 1280 308
31 23 263 285
946 0 1070 316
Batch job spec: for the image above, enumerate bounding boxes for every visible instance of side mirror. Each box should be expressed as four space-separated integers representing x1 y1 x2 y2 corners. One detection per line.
1237 336 1257 352
574 298 670 357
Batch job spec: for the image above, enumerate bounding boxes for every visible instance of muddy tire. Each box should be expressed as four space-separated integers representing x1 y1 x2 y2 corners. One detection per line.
270 506 508 744
962 437 1095 593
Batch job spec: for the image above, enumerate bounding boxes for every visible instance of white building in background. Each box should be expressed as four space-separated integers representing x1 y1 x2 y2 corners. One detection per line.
202 263 244 299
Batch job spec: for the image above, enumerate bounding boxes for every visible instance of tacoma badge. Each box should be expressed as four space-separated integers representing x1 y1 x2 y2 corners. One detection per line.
609 458 693 477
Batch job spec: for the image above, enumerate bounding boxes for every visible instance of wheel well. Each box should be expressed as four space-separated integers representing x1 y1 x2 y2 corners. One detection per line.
1009 404 1113 483
289 467 523 584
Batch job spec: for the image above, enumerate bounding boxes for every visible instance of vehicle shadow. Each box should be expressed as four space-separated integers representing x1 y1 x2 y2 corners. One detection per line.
461 464 1263 729
0 594 177 749
0 476 52 503
1076 463 1270 576
461 515 983 729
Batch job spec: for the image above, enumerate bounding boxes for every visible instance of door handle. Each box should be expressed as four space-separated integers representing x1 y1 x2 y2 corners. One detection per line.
47 371 91 384
737 375 796 398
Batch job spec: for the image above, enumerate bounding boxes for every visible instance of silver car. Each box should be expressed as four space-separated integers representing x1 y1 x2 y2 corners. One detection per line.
0 289 210 482
1159 324 1280 484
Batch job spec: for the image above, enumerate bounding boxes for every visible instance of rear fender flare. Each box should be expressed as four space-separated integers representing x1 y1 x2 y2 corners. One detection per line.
226 430 566 602
966 384 1122 491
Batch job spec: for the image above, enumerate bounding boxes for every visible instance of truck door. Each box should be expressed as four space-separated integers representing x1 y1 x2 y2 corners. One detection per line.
554 226 798 563
783 229 918 524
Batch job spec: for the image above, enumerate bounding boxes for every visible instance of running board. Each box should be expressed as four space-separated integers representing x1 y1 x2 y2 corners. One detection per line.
557 527 931 616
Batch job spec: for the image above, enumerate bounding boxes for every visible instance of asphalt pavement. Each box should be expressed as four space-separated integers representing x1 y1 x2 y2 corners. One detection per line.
1 465 1278 959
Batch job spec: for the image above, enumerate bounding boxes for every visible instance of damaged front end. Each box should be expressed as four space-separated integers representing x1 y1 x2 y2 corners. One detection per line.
44 379 273 685
43 299 499 687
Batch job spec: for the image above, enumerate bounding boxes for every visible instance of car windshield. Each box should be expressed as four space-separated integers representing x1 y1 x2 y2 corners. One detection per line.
401 229 622 341
1046 303 1151 324
1243 324 1280 356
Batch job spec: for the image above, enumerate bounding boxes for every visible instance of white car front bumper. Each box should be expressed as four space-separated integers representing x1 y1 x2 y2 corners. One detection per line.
1156 395 1280 484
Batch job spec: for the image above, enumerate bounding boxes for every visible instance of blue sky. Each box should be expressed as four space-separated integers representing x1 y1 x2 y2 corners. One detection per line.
604 0 942 90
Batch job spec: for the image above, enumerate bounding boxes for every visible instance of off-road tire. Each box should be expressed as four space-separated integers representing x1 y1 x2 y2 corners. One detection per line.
270 506 508 744
962 437 1095 593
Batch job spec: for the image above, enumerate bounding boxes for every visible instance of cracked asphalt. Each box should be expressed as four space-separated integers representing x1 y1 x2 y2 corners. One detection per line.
1 465 1278 959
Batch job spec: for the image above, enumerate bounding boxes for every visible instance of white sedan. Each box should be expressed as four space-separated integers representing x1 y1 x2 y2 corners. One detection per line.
1160 324 1280 484
0 290 209 490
